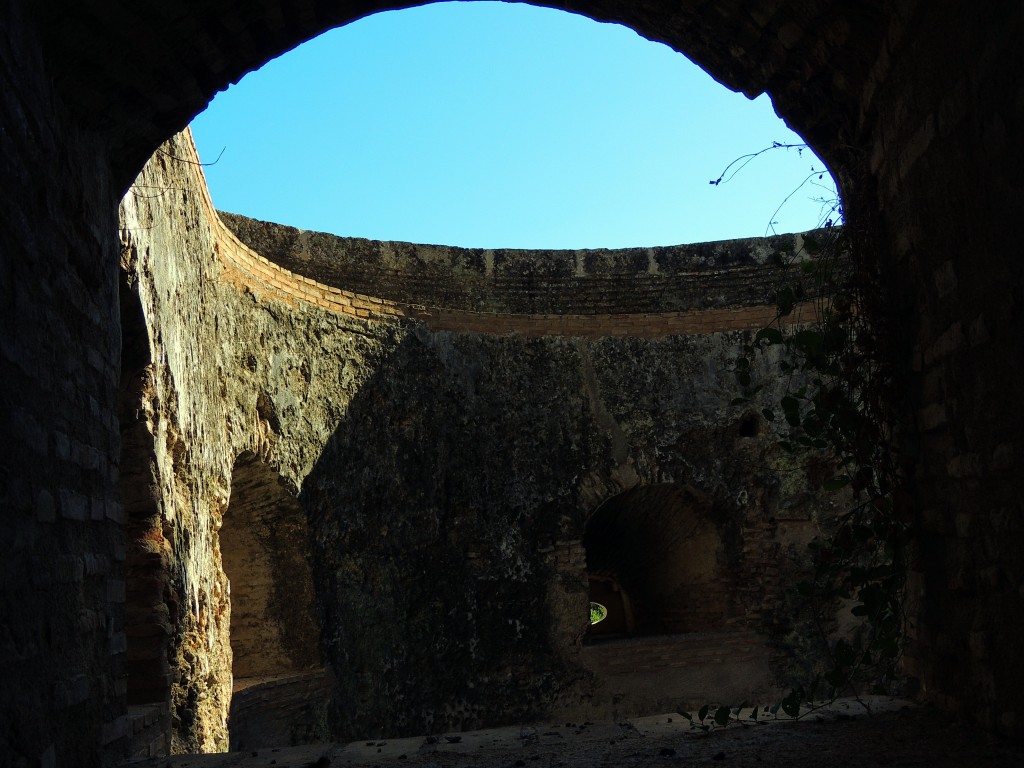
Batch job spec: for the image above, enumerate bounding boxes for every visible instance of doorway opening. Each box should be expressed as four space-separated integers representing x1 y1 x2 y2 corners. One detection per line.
220 452 328 749
583 483 728 640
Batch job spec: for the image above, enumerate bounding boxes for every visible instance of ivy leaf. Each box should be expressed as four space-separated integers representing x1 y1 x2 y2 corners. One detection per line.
714 706 732 726
755 327 783 345
781 689 802 718
833 639 856 668
822 475 851 491
781 395 801 427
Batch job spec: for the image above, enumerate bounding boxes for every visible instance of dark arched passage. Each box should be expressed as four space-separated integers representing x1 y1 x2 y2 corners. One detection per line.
219 452 330 750
220 452 321 679
584 484 728 639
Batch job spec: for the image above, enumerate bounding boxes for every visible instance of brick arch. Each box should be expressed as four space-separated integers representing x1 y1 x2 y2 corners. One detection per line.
583 483 728 639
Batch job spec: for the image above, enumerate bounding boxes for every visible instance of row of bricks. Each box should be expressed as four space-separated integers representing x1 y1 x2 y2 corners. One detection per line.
210 196 816 337
226 240 770 315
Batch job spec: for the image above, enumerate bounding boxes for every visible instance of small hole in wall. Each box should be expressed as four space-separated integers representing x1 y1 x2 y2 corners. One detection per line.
738 415 759 437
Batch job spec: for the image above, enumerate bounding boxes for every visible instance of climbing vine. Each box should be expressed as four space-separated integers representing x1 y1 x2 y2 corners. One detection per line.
691 146 913 723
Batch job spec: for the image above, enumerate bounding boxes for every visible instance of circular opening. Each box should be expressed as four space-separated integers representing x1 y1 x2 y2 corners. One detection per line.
589 602 608 625
190 2 835 249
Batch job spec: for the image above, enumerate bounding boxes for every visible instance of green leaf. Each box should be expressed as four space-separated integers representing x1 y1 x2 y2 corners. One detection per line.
698 704 709 722
781 689 802 718
793 329 824 354
824 669 846 689
755 327 783 345
761 408 775 422
822 475 851 491
781 395 801 427
714 706 731 726
833 639 856 667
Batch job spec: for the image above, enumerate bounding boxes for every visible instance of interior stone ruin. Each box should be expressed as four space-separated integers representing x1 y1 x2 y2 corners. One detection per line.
1 1 1023 765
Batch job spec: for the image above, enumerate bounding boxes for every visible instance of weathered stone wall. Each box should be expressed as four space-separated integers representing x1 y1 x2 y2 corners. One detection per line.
0 1 128 764
219 211 812 315
117 129 841 750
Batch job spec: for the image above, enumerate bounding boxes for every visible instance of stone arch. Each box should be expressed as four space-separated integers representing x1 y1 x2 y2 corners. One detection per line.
219 451 321 679
583 483 729 640
219 451 331 750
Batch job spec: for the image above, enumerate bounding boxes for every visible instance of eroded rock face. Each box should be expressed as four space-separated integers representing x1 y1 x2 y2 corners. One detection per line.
119 130 843 750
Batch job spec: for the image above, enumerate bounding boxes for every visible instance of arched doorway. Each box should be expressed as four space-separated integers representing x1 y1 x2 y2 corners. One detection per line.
579 483 774 714
583 483 728 639
219 452 328 749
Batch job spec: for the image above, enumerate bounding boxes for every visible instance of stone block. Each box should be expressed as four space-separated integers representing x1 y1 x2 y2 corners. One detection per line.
109 631 128 655
59 489 89 521
106 579 126 604
101 715 129 745
36 489 56 522
946 453 982 479
55 556 84 584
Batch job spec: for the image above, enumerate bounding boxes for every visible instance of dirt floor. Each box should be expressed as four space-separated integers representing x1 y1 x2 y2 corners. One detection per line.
135 698 1024 768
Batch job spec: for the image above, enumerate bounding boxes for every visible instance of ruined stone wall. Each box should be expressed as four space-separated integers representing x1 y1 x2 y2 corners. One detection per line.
116 129 844 750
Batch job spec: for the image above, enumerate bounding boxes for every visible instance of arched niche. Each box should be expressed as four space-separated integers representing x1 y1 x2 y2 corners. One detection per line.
219 452 322 680
583 483 729 639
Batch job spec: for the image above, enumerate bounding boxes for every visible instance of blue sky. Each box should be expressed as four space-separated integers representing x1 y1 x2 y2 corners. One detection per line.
190 2 838 250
